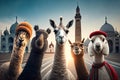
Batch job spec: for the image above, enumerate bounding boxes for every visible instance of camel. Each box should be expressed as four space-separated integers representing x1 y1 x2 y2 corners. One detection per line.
88 31 118 80
0 22 32 80
68 39 89 80
18 25 51 80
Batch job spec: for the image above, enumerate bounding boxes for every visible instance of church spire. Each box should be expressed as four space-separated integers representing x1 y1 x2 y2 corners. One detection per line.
105 16 107 24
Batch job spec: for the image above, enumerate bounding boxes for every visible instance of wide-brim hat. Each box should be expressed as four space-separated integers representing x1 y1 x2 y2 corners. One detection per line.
89 30 107 38
16 22 32 39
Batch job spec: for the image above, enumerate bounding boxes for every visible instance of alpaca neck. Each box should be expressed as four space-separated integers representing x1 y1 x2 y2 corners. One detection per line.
93 55 105 64
18 48 44 80
74 55 89 80
8 43 26 77
50 42 68 79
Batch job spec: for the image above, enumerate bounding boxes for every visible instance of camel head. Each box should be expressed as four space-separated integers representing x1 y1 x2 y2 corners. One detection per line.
88 31 109 57
68 39 85 57
50 17 73 45
15 22 32 48
31 25 51 52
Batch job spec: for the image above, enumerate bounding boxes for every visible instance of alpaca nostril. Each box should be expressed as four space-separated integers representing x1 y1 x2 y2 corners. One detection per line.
96 44 100 49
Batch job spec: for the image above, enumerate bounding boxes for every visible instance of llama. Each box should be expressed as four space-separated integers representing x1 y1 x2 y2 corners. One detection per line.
17 25 51 80
68 39 89 80
88 31 118 80
43 17 74 80
0 22 32 80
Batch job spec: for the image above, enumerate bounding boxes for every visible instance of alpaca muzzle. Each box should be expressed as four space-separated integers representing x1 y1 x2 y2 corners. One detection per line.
35 34 44 49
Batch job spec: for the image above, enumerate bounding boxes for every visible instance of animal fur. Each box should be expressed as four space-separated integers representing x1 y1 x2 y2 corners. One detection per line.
43 17 75 80
88 33 118 80
0 22 32 80
18 25 51 80
68 39 89 80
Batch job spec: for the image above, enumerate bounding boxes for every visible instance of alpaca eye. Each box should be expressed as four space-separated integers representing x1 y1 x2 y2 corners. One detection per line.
54 30 58 34
65 30 69 34
91 39 94 43
102 38 105 42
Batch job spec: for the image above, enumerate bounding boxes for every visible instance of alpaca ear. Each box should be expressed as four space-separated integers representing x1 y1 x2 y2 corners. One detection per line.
66 20 73 29
34 25 39 31
49 19 57 28
68 40 72 45
46 28 51 34
81 38 85 43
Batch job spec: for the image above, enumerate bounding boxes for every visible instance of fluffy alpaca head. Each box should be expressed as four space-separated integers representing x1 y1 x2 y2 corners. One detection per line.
68 39 85 57
31 25 51 52
88 31 109 57
16 22 32 39
50 17 73 45
15 22 32 48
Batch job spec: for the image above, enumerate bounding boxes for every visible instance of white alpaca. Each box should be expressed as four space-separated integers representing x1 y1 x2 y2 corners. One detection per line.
0 22 32 80
43 17 75 80
88 31 118 80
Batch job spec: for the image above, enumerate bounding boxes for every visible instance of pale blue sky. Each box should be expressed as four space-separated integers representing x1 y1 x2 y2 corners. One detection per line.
0 0 120 43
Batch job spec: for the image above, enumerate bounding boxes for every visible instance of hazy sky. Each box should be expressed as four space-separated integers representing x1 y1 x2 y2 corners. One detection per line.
0 0 120 43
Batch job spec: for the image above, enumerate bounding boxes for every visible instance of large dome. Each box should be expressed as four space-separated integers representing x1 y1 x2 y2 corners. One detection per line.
100 17 114 32
10 20 18 34
100 23 114 32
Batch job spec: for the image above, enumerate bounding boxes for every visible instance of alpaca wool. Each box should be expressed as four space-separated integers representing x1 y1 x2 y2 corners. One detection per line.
16 22 32 38
89 31 107 38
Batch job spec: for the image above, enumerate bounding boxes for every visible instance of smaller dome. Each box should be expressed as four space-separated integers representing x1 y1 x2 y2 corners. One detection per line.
4 28 9 35
49 42 54 48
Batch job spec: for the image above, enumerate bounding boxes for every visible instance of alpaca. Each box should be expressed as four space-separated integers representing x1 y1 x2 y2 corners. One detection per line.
68 39 89 80
18 25 51 80
43 17 74 80
88 31 118 80
0 22 32 80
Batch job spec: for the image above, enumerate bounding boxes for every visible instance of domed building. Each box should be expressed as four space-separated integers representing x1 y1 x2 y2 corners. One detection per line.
100 17 120 54
0 17 31 53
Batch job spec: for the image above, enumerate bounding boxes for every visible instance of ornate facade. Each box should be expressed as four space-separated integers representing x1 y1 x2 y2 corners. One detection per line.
100 17 120 54
0 17 31 53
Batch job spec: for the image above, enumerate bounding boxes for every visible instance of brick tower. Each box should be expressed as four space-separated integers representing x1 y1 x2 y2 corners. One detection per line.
75 5 81 42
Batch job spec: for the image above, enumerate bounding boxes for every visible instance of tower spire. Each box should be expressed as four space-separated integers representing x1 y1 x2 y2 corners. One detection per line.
16 16 17 22
105 16 107 24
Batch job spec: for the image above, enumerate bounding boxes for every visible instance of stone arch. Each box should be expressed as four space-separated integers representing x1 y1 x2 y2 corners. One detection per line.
108 39 113 53
115 46 119 53
9 45 13 53
8 37 14 43
2 45 6 51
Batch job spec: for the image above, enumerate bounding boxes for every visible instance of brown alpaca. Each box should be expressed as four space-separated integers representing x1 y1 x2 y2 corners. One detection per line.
68 39 89 80
0 22 32 80
18 25 51 80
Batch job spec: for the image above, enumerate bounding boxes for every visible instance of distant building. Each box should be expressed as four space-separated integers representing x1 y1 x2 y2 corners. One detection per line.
100 17 120 54
0 17 31 53
49 42 54 53
75 5 82 42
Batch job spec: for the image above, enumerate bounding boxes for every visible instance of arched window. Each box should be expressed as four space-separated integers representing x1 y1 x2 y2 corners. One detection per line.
2 45 6 51
26 47 28 53
115 46 119 53
9 45 13 53
108 39 113 53
8 37 13 43
2 37 5 41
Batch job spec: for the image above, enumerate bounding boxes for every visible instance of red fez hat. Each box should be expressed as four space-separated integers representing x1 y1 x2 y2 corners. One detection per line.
89 31 107 38
16 22 32 39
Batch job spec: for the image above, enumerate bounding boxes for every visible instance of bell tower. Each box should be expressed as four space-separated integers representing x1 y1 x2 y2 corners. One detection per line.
75 5 81 42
